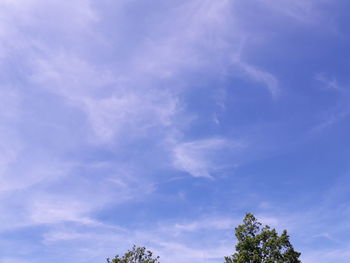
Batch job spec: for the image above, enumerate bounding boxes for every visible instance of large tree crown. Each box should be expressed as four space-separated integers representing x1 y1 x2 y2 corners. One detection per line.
225 213 301 263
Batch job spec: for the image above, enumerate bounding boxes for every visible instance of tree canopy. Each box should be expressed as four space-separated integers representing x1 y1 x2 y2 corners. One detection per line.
107 245 160 263
224 213 301 263
106 213 301 263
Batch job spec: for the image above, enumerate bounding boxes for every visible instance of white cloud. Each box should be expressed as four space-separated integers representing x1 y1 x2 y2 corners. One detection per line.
315 73 342 91
29 196 95 225
258 0 330 26
0 0 97 60
128 0 236 77
173 138 242 178
308 74 350 132
0 161 68 193
303 248 350 263
238 62 280 97
29 37 179 144
174 218 239 232
0 88 21 177
38 215 238 263
82 91 177 143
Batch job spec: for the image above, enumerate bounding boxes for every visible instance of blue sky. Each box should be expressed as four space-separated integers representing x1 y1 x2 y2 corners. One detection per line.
1 0 350 262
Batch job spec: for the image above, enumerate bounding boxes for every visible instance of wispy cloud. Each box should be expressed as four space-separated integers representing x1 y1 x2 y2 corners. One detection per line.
258 0 331 26
172 138 242 178
237 61 280 97
38 215 239 263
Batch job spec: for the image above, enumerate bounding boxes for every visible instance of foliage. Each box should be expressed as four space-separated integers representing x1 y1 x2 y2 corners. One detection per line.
107 245 160 263
225 213 301 263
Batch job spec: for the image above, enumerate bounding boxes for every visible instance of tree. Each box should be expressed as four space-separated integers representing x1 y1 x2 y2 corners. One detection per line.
107 245 160 263
225 213 301 263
